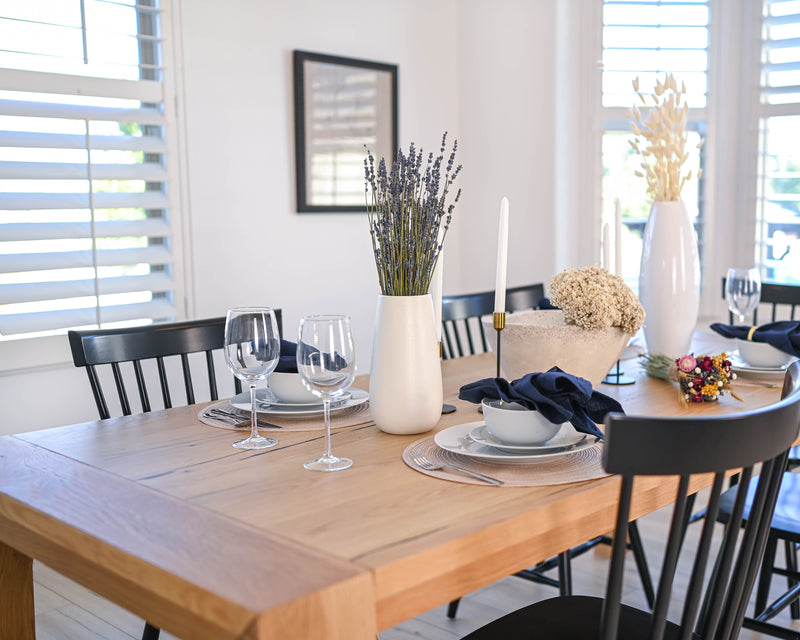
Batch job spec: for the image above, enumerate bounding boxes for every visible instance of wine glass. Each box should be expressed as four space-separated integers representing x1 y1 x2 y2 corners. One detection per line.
297 315 356 471
223 307 281 449
725 267 762 324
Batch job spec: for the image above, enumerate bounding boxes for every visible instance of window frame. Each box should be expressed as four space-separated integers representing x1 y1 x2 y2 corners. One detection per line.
565 0 767 321
0 0 189 373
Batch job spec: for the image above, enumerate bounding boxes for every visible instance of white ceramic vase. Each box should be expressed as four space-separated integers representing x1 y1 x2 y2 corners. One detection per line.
369 294 443 435
638 200 701 357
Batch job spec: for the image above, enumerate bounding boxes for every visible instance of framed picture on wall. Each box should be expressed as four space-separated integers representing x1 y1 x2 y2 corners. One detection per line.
293 50 398 213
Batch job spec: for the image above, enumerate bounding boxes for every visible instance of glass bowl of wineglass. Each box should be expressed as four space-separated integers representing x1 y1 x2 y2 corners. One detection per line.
223 307 281 449
725 267 762 324
297 315 356 471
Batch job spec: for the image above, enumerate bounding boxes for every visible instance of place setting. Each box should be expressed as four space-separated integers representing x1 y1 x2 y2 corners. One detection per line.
402 367 623 487
198 311 372 440
709 270 800 380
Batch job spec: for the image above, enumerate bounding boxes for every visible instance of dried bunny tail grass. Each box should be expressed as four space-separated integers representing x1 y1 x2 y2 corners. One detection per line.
629 72 702 202
549 266 645 335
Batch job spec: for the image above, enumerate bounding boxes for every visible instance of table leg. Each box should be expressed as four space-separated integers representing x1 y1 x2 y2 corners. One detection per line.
0 541 35 639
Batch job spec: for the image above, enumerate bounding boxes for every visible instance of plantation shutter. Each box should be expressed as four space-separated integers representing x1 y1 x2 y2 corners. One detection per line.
600 0 709 284
757 0 800 282
0 0 179 340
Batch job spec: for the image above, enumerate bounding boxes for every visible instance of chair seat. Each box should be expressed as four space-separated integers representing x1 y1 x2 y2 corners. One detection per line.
461 595 699 640
719 471 800 539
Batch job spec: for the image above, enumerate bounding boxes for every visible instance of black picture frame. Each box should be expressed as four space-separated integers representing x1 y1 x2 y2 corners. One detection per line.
293 50 398 213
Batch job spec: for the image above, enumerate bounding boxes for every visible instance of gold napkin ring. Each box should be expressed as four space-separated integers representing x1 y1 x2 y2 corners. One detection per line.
747 326 757 341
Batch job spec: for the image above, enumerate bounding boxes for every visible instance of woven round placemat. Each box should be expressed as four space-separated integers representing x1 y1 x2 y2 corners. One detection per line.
402 436 610 487
197 399 373 432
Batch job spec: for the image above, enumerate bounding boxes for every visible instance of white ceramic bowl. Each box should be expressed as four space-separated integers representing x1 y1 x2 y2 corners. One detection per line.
268 372 319 404
735 339 795 369
482 310 631 387
481 398 562 445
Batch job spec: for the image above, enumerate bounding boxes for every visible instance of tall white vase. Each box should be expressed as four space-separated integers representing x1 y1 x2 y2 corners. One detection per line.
369 294 443 435
638 200 701 357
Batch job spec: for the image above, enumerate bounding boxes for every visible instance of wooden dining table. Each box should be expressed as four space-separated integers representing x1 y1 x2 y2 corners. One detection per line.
0 331 784 639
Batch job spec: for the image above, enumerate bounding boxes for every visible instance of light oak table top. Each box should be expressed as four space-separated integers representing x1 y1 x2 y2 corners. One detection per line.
0 332 782 639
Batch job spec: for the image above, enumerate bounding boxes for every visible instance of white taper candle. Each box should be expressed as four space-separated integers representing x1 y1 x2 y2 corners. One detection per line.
431 250 443 341
614 198 623 276
494 197 509 313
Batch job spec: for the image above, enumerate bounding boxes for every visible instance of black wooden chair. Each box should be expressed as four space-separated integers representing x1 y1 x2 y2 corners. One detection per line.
441 283 545 360
68 313 282 640
715 470 800 639
723 278 800 325
461 361 800 640
441 284 653 619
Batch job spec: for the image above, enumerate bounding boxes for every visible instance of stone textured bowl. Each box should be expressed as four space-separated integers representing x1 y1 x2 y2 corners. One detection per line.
482 309 631 387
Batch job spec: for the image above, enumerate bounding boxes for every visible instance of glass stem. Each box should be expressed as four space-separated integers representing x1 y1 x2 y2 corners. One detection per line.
323 393 333 458
249 383 259 440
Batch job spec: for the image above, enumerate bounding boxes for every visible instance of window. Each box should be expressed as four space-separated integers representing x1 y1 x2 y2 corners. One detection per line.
0 0 182 346
600 0 709 285
757 0 800 283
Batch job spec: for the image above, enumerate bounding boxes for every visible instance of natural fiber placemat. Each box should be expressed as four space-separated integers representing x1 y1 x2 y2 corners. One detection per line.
402 436 610 487
197 399 373 432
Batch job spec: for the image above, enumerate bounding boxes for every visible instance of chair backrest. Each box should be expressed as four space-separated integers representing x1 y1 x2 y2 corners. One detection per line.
68 312 283 419
441 283 545 360
722 277 800 324
599 361 800 640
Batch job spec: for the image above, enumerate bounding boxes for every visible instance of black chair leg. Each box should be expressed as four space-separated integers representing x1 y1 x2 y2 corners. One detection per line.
756 533 779 616
787 540 800 619
446 598 460 619
142 622 160 640
446 551 573 619
557 551 572 596
628 521 655 609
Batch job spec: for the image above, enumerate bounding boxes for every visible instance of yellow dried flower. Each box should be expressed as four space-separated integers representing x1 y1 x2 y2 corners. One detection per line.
549 266 645 335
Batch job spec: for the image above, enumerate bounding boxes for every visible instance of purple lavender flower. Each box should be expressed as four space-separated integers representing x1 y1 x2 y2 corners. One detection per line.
364 133 462 296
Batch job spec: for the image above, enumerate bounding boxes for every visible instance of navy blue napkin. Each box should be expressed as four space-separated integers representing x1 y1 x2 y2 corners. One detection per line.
458 367 623 439
277 340 298 373
537 297 559 310
710 321 800 358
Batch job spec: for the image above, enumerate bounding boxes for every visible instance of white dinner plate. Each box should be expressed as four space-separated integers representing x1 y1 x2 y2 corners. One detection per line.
231 388 368 417
468 424 587 454
730 352 795 378
434 421 600 465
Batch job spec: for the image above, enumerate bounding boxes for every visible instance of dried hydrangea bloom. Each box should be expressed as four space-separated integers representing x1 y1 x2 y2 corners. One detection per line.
549 266 645 335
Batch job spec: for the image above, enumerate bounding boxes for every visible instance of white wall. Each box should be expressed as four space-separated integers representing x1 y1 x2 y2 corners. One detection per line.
0 0 564 435
453 0 558 295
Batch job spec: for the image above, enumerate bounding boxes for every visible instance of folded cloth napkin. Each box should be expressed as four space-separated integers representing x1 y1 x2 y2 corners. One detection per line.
276 340 298 373
458 367 624 439
710 321 800 358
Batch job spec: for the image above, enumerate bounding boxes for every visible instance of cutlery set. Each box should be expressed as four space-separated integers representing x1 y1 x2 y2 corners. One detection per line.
203 407 280 429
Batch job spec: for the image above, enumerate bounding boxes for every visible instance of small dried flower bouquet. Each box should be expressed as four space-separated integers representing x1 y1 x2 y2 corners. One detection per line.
364 133 462 296
640 352 742 405
629 73 704 202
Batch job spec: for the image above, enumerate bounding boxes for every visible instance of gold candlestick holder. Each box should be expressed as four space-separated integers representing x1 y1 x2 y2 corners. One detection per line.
493 311 505 378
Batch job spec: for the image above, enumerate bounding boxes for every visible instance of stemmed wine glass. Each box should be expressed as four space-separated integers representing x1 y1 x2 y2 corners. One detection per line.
725 267 762 324
223 307 281 449
297 315 356 471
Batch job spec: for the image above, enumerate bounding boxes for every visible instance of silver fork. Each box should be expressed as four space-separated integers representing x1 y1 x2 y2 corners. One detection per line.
412 454 503 486
209 408 280 429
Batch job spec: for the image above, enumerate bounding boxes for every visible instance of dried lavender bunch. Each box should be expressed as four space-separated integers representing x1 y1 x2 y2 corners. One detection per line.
628 73 704 202
364 133 462 296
